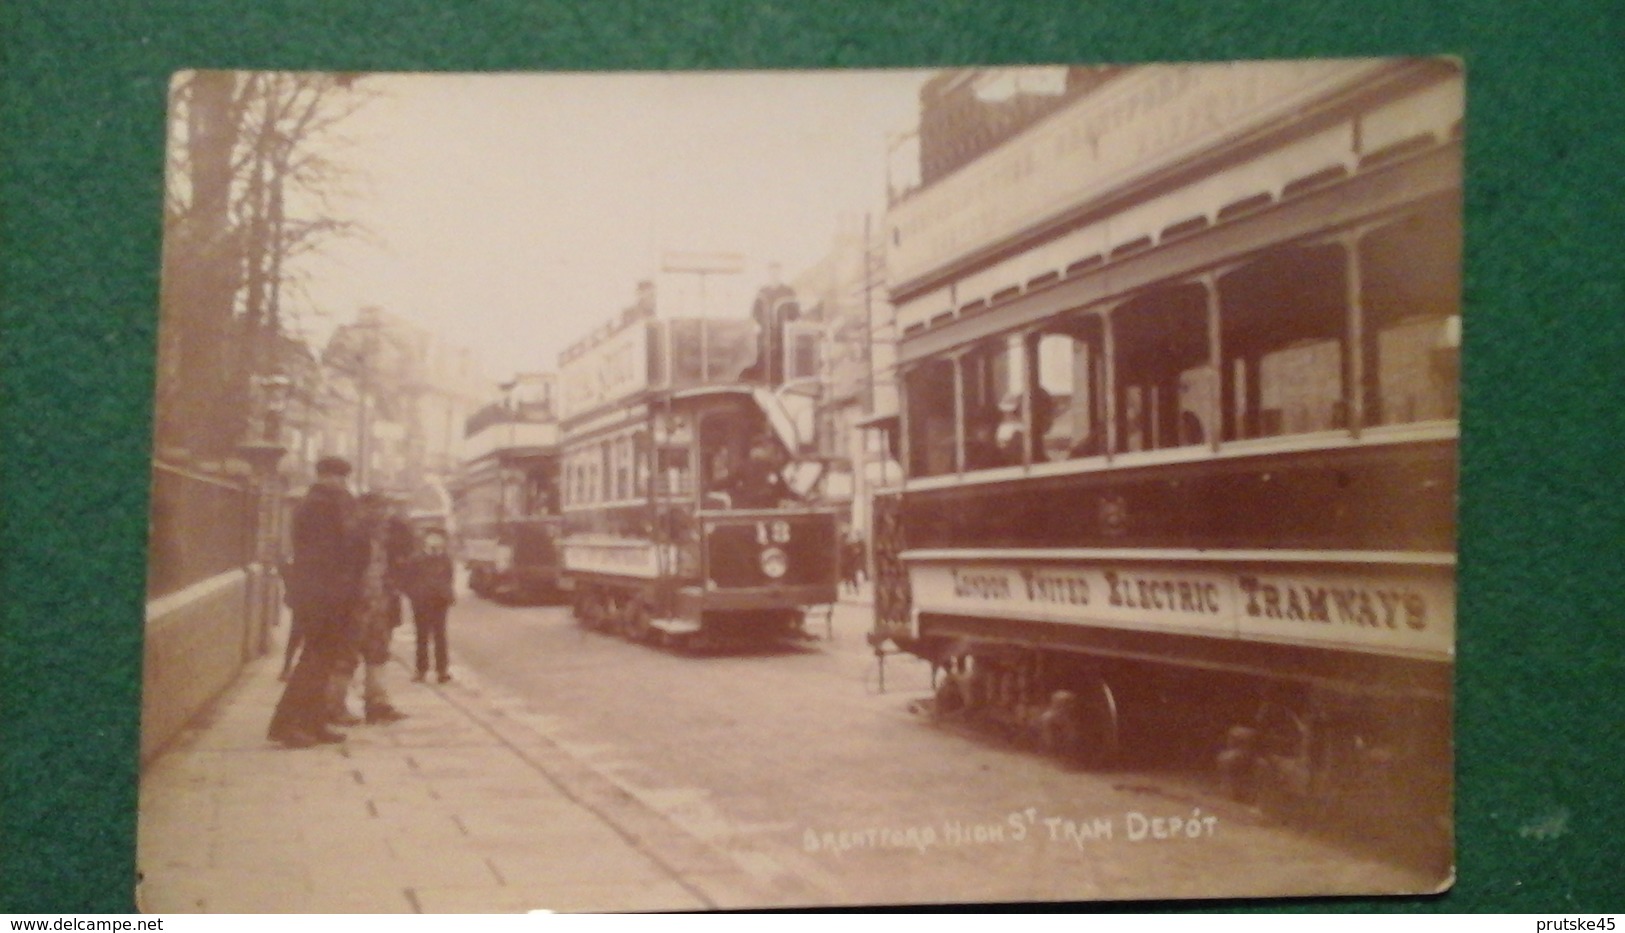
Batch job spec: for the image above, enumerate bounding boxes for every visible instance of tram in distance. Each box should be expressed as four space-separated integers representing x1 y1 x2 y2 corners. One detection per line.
450 376 564 604
870 59 1462 849
556 287 840 648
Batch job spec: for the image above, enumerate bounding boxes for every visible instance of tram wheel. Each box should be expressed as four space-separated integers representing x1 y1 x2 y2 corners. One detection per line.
571 589 591 626
623 602 653 643
932 673 968 718
1249 701 1314 822
578 588 609 632
1039 677 1120 769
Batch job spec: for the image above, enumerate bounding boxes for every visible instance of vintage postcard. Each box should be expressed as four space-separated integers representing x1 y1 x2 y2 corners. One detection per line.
138 59 1462 912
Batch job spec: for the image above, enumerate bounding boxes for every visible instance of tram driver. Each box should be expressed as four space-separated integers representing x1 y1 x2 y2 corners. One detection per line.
720 432 798 509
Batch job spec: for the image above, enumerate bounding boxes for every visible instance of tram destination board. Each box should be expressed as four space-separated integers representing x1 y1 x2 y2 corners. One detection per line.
137 58 1463 913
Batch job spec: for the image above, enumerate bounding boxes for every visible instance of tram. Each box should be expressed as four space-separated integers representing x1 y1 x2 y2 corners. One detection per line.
450 375 564 603
557 290 840 647
870 60 1462 844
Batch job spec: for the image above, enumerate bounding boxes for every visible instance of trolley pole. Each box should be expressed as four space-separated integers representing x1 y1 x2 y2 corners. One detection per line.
239 374 289 661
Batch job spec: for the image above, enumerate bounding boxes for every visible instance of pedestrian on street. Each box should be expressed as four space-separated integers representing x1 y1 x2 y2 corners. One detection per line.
267 456 365 748
331 492 413 724
402 526 456 684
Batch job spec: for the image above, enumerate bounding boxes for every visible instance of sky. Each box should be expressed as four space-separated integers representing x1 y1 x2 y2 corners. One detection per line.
291 68 935 384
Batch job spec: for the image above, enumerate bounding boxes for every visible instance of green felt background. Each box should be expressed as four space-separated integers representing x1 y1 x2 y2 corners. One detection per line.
2 0 1621 914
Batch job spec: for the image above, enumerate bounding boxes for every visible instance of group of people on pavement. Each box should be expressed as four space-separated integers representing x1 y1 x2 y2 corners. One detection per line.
268 455 457 749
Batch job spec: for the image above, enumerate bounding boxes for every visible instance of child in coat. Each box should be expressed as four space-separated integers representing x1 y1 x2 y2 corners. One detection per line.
402 527 457 683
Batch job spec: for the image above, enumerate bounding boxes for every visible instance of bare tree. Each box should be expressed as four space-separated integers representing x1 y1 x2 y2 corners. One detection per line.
157 70 375 462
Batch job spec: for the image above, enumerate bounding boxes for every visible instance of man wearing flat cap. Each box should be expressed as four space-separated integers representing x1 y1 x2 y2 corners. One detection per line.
268 455 366 747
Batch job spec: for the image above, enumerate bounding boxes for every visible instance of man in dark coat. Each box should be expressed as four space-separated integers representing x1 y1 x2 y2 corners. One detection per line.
722 433 796 509
267 456 365 748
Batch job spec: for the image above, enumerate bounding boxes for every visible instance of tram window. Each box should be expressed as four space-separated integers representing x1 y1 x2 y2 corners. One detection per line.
1031 317 1106 459
633 432 650 497
1219 245 1348 440
699 411 744 497
1112 285 1213 451
904 359 956 478
522 470 545 517
657 446 691 496
961 339 1020 470
615 435 632 501
1360 205 1462 425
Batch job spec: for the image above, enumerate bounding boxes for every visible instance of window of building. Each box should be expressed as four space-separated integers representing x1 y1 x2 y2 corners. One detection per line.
786 322 822 382
1219 245 1348 441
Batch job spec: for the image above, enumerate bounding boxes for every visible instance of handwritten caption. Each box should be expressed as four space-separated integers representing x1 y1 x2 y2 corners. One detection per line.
802 808 1218 856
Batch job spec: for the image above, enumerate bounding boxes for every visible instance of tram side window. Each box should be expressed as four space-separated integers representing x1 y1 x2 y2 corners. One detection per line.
904 359 956 478
1219 245 1348 440
1030 317 1106 459
1360 204 1462 425
614 435 632 501
961 339 1018 470
539 461 558 514
1112 285 1213 452
657 446 691 496
633 431 650 497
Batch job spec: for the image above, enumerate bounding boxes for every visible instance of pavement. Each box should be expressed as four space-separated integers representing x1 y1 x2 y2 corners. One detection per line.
135 593 872 914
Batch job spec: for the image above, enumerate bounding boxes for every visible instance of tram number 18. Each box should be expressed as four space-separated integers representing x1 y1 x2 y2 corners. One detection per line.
756 520 791 545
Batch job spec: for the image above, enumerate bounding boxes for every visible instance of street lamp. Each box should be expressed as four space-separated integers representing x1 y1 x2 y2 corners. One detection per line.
239 372 291 659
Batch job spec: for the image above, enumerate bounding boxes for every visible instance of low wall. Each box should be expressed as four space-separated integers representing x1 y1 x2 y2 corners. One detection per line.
140 569 252 766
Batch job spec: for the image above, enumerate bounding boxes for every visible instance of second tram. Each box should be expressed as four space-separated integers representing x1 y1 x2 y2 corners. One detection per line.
451 376 564 603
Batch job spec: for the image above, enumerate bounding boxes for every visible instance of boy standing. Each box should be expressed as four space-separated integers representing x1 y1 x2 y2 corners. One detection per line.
403 527 457 683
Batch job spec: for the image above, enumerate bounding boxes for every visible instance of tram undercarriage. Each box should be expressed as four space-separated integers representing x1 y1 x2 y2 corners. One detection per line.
569 578 822 650
908 626 1452 866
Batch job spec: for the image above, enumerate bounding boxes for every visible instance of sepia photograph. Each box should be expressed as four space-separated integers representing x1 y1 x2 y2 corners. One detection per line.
137 59 1463 912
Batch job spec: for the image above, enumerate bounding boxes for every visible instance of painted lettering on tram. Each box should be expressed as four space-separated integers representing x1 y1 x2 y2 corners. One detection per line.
951 569 1012 600
1104 570 1222 615
1237 575 1427 631
1019 569 1091 606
